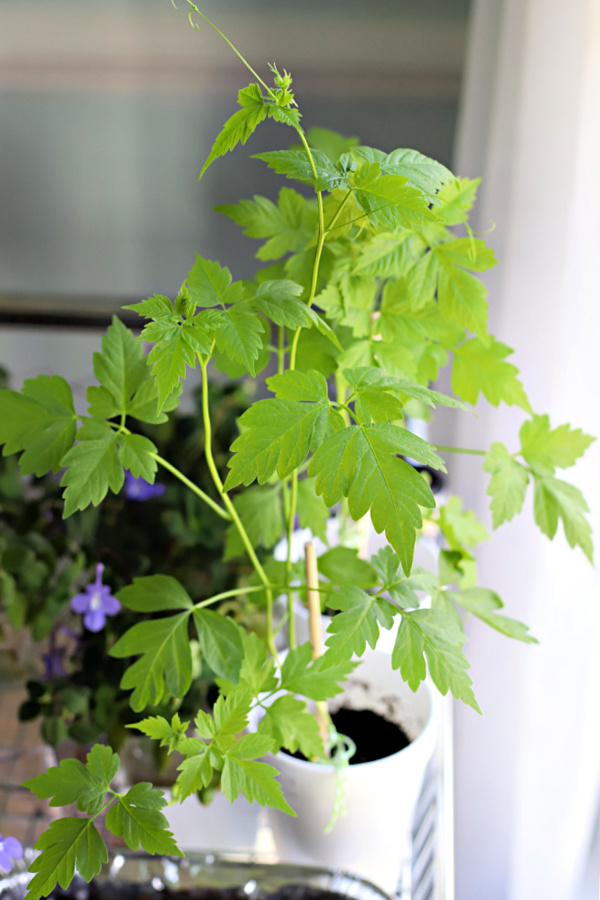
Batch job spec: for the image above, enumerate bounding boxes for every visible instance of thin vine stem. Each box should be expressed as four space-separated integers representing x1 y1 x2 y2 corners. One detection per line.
436 445 486 456
193 584 279 610
199 356 278 659
151 453 231 521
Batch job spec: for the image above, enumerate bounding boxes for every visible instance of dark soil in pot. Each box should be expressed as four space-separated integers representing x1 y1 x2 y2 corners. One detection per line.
283 706 410 764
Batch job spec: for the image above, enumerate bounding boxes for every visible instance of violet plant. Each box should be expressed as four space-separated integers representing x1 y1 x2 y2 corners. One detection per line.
0 4 594 897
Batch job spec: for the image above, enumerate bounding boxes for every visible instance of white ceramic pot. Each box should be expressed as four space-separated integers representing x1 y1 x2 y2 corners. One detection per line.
265 648 439 894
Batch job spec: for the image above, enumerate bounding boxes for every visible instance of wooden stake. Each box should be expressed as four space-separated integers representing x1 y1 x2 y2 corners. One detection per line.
304 541 330 756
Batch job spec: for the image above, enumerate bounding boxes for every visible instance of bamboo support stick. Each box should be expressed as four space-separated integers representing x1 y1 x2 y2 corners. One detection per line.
304 541 330 756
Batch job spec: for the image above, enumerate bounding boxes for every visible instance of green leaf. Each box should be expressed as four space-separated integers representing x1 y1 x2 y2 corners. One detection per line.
116 574 194 612
520 414 595 474
483 442 530 528
176 751 214 798
185 255 237 308
437 496 489 552
258 695 324 760
236 631 279 696
309 423 437 574
23 744 117 815
119 433 158 482
532 474 593 562
267 369 329 403
452 337 531 411
352 231 412 278
279 643 357 700
200 101 268 178
355 172 437 230
26 818 108 900
132 714 188 751
308 127 359 162
193 609 244 682
124 377 181 425
325 584 396 661
224 485 284 559
433 243 490 340
452 588 538 643
92 317 148 416
352 146 453 198
393 609 480 712
110 613 193 712
318 546 377 588
144 317 211 412
60 420 123 517
213 303 266 376
252 149 349 192
0 375 77 476
222 735 295 815
225 396 342 490
436 177 481 225
343 366 469 412
215 188 314 261
253 279 310 327
296 477 329 542
106 783 181 855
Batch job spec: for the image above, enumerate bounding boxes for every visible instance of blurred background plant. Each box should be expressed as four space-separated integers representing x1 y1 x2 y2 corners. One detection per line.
0 366 257 768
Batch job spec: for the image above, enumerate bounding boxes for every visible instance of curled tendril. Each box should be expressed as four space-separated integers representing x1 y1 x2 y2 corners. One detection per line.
188 9 200 30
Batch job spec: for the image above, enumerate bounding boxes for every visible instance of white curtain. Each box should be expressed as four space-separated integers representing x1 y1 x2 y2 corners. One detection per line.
449 0 600 897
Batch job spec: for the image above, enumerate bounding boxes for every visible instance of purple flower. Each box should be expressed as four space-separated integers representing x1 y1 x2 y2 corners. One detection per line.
42 647 67 681
0 834 23 873
123 471 166 501
70 564 121 632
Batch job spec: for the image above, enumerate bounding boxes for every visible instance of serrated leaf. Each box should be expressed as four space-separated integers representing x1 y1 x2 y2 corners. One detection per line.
318 546 377 588
252 149 349 192
532 474 593 562
213 303 266 376
110 613 193 712
325 584 396 661
483 442 530 528
26 818 108 900
86 386 120 420
344 366 468 412
393 608 480 712
213 690 253 739
236 631 279 696
144 317 211 411
185 255 236 307
127 378 181 424
60 420 123 517
200 102 268 178
352 231 412 278
279 643 357 699
92 317 148 417
267 369 329 403
106 783 181 855
452 337 531 411
438 496 489 551
0 375 77 476
520 414 594 474
224 485 284 559
119 433 158 482
309 423 438 573
258 695 324 759
452 588 537 643
116 574 194 612
433 244 489 340
225 397 342 490
193 609 244 682
216 189 313 261
355 173 437 230
23 752 106 814
253 279 310 327
221 738 295 815
352 146 453 198
176 751 214 798
436 177 481 225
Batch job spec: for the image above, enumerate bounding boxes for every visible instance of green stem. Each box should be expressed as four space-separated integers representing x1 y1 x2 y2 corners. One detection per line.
436 445 487 456
285 474 298 650
199 357 278 659
151 453 231 521
193 584 277 610
185 2 273 95
324 189 353 235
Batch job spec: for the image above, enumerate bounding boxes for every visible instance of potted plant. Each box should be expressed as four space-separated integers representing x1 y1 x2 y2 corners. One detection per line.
0 2 594 896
